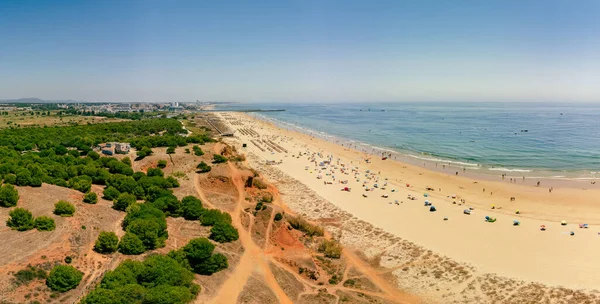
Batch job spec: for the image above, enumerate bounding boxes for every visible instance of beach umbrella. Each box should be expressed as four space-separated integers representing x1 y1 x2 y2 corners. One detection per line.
424 193 428 197
561 220 567 226
540 225 546 231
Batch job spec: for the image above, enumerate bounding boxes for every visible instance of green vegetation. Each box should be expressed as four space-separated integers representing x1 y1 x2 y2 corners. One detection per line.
200 209 232 226
81 255 200 304
46 265 83 292
209 222 239 243
34 216 56 231
102 186 120 200
318 239 343 259
121 204 168 252
0 183 19 207
94 231 119 254
196 161 211 173
157 159 168 168
212 154 228 164
181 196 203 220
274 212 283 221
166 146 176 154
147 167 164 177
0 119 212 193
150 194 181 217
13 265 47 286
54 200 75 217
118 232 146 255
192 145 204 156
83 192 98 204
252 178 267 189
169 238 228 275
113 193 136 211
287 216 324 237
6 207 35 231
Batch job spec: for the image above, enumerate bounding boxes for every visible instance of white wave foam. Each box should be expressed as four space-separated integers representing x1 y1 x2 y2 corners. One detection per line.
408 154 479 167
488 168 532 172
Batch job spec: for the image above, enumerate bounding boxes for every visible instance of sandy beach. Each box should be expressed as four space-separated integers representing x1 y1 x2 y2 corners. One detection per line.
216 112 600 301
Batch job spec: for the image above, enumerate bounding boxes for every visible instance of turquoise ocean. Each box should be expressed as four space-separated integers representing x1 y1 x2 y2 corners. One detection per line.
216 102 600 180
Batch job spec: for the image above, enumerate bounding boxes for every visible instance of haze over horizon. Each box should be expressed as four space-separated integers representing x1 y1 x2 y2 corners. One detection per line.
1 0 599 103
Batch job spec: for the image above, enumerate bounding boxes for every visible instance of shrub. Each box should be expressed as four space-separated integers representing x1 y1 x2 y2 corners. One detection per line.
183 238 215 266
7 207 35 231
150 195 181 217
121 157 132 167
13 266 47 286
94 231 119 254
118 232 146 255
64 256 72 264
127 219 163 249
200 209 231 226
287 216 324 237
157 160 168 168
113 193 136 211
144 285 194 303
34 216 56 231
196 161 211 173
209 222 239 243
166 146 176 154
102 186 121 200
136 147 153 160
46 265 83 292
147 167 164 177
192 145 204 156
181 196 203 220
54 201 76 217
212 154 228 164
252 178 267 189
260 193 273 203
184 148 190 154
274 213 283 221
83 192 98 204
0 184 19 207
194 253 228 275
318 239 343 259
69 175 92 193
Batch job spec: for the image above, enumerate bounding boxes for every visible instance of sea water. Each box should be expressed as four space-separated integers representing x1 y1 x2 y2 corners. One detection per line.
216 102 600 179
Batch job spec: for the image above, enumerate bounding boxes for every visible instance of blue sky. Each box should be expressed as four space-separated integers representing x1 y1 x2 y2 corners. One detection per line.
1 0 599 102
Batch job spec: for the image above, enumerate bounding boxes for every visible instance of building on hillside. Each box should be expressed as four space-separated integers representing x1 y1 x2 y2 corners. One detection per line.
115 143 131 154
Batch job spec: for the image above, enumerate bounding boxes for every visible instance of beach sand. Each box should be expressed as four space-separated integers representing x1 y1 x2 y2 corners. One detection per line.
216 112 600 302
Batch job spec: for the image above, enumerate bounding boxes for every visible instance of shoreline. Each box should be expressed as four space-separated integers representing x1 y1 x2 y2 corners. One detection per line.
218 111 600 293
250 112 600 189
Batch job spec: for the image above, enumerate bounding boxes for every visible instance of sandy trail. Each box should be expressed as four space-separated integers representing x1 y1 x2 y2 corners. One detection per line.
204 162 293 304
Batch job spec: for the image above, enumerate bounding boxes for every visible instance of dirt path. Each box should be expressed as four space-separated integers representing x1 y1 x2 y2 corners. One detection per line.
201 162 292 304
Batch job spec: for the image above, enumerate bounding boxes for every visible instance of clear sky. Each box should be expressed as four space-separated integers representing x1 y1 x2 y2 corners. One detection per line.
1 0 599 102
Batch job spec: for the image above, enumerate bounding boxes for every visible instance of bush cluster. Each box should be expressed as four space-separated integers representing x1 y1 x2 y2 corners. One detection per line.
46 265 83 292
94 231 119 254
318 239 343 259
287 216 324 237
212 154 228 164
118 204 168 254
0 184 19 207
81 255 200 304
0 119 212 192
192 145 204 156
6 207 56 231
54 200 75 217
196 161 211 173
83 191 98 204
168 238 228 275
